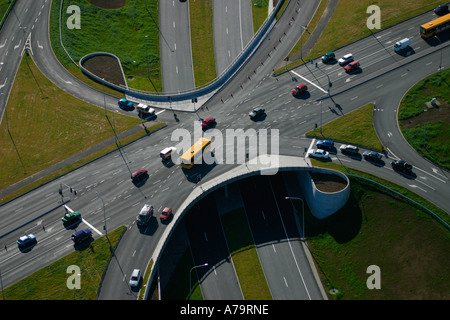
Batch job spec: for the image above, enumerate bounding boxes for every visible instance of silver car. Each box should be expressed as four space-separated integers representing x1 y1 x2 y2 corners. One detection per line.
129 269 141 287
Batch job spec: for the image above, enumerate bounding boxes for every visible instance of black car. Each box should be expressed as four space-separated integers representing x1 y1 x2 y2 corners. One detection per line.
434 5 449 15
249 107 265 119
363 151 382 161
391 159 413 173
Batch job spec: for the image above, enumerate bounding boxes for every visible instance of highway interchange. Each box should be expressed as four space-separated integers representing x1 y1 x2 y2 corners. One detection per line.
0 0 449 301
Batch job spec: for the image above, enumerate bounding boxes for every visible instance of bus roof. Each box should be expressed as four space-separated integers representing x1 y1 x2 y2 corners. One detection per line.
420 13 450 29
180 137 211 162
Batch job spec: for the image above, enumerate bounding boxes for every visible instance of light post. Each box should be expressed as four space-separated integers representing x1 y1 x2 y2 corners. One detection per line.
423 108 427 149
96 192 108 239
189 263 208 300
434 35 443 76
285 197 305 240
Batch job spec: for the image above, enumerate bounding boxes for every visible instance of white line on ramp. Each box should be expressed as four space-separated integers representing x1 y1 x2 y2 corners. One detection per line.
290 70 327 94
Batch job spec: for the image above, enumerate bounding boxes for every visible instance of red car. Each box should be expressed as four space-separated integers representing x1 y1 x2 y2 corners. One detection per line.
201 117 216 130
131 169 148 182
160 207 173 221
344 61 360 73
292 84 307 96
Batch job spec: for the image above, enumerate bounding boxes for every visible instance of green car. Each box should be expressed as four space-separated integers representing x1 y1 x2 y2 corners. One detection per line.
62 211 81 224
321 52 335 63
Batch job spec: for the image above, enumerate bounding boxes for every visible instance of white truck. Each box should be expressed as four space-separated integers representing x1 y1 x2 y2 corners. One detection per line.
394 38 411 52
137 204 153 227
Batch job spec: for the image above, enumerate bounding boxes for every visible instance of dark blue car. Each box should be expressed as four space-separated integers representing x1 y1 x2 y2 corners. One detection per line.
316 139 334 150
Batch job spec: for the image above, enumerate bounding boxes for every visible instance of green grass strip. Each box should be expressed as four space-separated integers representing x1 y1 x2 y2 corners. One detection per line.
4 226 126 300
220 208 272 300
306 102 385 152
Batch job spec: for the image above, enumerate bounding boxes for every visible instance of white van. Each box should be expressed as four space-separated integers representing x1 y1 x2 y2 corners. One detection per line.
137 204 153 227
394 38 410 52
160 146 176 160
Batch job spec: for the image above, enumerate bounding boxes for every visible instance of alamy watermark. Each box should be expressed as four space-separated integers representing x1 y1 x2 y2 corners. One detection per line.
171 121 280 174
66 5 81 30
367 5 381 30
366 265 381 289
66 265 81 290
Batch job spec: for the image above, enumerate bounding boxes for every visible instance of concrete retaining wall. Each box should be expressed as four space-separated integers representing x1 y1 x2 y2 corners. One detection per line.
297 168 350 219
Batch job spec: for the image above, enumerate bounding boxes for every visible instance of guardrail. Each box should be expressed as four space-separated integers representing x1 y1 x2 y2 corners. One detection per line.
0 0 16 32
59 0 286 102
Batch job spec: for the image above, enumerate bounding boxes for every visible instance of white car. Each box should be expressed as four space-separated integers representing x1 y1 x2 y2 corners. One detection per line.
136 103 155 114
129 269 141 287
307 149 329 159
338 53 353 66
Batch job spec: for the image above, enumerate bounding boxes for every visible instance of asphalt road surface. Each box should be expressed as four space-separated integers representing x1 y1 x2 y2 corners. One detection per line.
0 0 448 301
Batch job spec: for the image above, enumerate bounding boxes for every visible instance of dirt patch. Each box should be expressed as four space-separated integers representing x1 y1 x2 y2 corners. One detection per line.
311 172 347 193
400 102 449 129
88 0 125 9
82 55 126 87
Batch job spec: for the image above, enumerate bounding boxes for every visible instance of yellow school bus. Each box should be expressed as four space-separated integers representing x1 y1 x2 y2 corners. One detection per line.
179 138 211 169
419 13 450 38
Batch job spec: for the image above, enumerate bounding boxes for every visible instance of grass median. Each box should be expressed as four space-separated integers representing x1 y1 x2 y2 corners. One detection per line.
0 53 165 204
398 68 450 170
280 0 444 72
3 226 126 300
305 102 385 152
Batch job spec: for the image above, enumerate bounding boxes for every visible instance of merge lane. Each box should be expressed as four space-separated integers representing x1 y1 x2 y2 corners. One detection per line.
184 193 242 300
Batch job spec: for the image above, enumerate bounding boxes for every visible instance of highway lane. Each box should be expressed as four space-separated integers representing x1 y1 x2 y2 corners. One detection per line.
0 0 41 122
159 0 194 93
184 193 243 300
0 0 449 299
213 0 254 76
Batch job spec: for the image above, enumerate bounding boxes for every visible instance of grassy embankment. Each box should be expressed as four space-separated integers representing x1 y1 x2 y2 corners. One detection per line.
50 0 161 93
0 54 164 204
398 69 450 170
279 0 444 73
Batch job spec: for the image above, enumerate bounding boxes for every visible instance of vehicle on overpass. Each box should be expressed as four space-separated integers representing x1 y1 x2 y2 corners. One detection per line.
160 207 173 222
118 98 134 110
363 151 383 162
71 229 93 244
137 204 154 227
316 139 334 150
340 144 359 155
249 107 265 119
129 269 142 288
344 61 360 73
338 53 354 66
180 137 212 169
17 234 37 249
62 211 81 226
307 149 329 159
160 146 176 161
131 169 148 182
419 13 450 38
321 52 335 63
391 159 413 173
292 84 308 96
201 117 216 130
393 38 411 52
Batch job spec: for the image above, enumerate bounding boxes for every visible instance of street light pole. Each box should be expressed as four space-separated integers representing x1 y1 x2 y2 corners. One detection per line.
285 196 305 240
423 108 428 149
189 263 208 300
96 192 108 239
